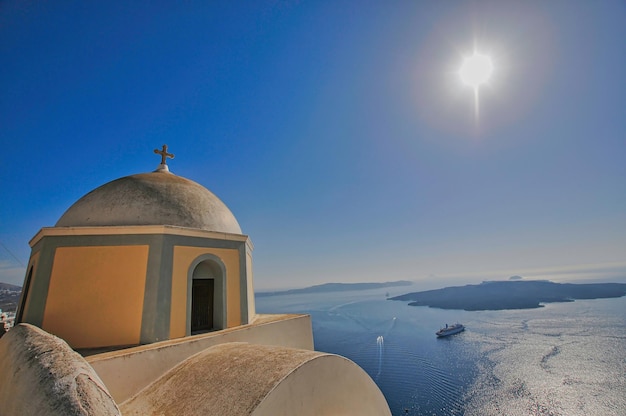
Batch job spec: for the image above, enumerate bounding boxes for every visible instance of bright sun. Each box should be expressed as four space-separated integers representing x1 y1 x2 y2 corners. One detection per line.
459 52 493 89
459 51 494 121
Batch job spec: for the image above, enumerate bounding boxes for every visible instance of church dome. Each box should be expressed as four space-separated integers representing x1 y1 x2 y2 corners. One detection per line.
55 171 242 234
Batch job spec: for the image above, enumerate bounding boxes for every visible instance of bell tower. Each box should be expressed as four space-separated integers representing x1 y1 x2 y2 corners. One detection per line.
17 147 255 349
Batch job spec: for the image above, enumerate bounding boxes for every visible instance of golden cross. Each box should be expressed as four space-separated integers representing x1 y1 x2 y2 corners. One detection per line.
154 145 174 165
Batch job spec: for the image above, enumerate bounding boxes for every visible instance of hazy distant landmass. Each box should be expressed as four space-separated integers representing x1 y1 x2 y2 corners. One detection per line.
257 280 413 297
0 282 21 291
0 282 22 312
390 280 626 311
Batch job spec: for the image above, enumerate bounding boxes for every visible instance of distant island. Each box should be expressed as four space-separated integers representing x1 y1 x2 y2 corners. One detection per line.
0 282 22 313
390 280 626 311
257 280 413 297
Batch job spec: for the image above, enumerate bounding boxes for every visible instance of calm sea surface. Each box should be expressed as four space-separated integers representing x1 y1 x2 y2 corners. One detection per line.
257 286 626 416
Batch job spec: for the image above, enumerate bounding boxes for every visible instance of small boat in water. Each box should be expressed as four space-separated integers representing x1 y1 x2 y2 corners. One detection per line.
436 323 465 337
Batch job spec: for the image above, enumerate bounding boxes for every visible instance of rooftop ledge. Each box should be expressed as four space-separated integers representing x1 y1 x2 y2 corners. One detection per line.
85 313 313 403
30 225 252 249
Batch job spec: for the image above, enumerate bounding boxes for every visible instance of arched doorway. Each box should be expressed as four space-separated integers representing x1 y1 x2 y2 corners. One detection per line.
191 279 213 332
16 266 34 323
190 259 224 334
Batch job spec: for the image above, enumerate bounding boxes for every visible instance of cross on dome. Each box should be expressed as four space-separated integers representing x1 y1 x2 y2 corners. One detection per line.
154 145 174 172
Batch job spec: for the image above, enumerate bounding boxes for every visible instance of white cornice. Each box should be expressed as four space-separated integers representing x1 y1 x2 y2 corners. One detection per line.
30 225 253 250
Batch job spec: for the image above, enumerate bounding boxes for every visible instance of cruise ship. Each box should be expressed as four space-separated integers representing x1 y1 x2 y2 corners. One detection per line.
436 323 465 337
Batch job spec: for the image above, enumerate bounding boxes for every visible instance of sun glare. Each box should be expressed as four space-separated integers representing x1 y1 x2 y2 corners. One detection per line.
459 52 493 88
459 51 494 121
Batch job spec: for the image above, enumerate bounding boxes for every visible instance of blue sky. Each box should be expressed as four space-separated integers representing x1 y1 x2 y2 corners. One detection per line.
1 1 625 289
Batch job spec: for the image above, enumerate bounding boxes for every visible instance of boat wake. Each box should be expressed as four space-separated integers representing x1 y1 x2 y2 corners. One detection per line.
376 335 384 379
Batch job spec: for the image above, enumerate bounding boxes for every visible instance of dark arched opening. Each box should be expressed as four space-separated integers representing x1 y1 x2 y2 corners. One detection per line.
15 265 34 324
190 259 223 334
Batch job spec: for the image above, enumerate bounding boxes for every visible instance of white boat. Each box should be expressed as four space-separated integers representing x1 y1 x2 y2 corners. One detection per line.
436 323 464 337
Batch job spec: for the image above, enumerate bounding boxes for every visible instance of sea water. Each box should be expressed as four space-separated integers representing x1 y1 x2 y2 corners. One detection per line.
257 287 626 416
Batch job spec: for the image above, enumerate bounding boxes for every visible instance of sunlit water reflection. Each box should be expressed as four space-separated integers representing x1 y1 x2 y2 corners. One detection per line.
257 288 626 416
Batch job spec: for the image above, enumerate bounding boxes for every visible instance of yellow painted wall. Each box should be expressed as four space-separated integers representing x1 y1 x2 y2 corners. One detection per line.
42 246 148 349
20 251 40 320
170 246 241 339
